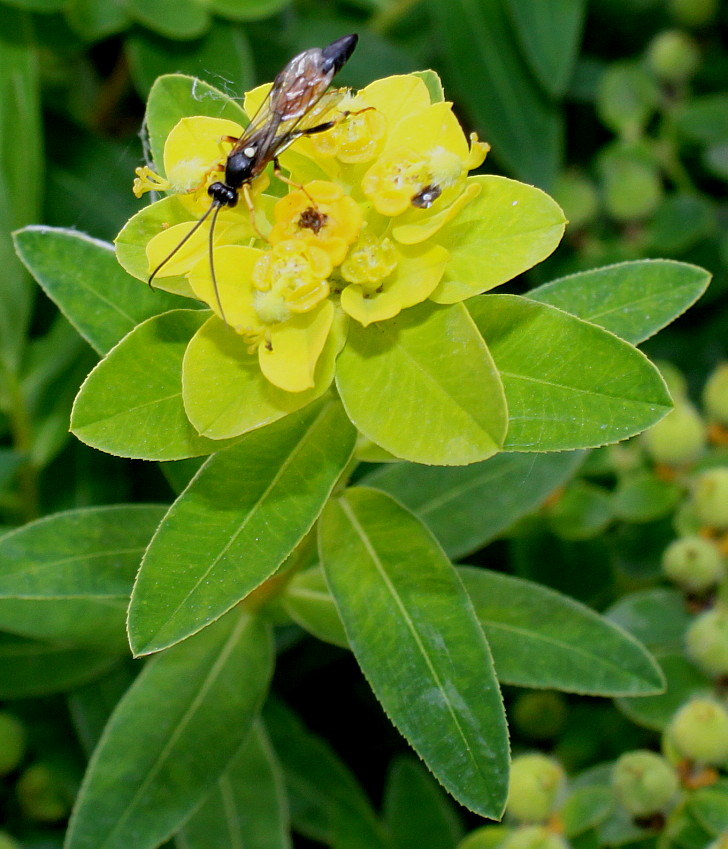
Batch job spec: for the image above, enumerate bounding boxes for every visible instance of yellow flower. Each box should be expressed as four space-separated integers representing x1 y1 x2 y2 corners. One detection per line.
269 181 363 266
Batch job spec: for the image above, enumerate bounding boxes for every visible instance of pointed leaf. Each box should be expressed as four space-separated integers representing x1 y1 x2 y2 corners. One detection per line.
71 310 237 460
427 0 562 186
129 399 356 655
336 302 507 465
363 451 584 558
263 699 387 849
606 588 691 654
0 505 165 650
176 721 290 849
0 634 119 698
66 611 273 849
468 294 672 451
319 487 509 818
460 567 665 695
529 260 711 345
14 227 188 355
282 566 349 648
505 0 586 97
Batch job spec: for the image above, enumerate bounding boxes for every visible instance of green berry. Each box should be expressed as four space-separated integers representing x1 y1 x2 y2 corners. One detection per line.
0 834 20 849
0 713 25 777
647 30 701 82
667 698 728 766
703 364 728 426
457 825 513 849
657 361 688 401
643 402 706 466
500 826 569 849
662 536 724 593
686 607 728 678
16 763 70 822
597 63 659 140
512 692 567 741
668 0 718 27
553 171 599 229
507 754 566 823
693 468 728 529
611 750 679 817
601 152 663 221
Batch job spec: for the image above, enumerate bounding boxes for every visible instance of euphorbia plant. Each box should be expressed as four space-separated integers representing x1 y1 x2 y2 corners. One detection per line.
10 56 712 849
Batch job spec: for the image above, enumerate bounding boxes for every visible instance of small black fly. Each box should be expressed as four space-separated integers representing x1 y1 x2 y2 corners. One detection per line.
147 34 358 320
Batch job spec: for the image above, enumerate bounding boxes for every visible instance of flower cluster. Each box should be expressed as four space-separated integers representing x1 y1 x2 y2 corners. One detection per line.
123 74 496 392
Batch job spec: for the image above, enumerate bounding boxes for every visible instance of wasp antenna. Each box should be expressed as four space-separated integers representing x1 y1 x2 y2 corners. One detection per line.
147 202 218 289
207 203 227 324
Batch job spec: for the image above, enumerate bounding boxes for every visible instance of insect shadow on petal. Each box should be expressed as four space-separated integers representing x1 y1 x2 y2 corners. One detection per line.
147 33 359 322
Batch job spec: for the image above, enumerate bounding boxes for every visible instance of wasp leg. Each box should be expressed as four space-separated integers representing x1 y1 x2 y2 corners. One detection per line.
272 158 317 205
242 183 269 242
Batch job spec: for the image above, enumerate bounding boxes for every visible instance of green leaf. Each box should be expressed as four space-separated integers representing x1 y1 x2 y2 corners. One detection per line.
176 721 290 849
431 176 566 304
413 70 445 103
529 260 711 345
614 653 711 731
611 472 682 523
606 589 691 654
182 315 340 440
0 634 119 698
687 784 728 837
145 74 246 176
14 227 188 356
468 294 672 451
0 505 165 650
65 0 130 40
427 0 562 187
384 756 464 849
68 666 137 757
547 481 613 540
505 0 586 97
1 0 65 8
319 488 509 818
263 699 387 849
363 451 584 559
127 20 254 98
71 310 237 460
561 787 614 838
282 566 348 648
336 302 507 465
128 399 356 655
676 94 728 145
202 0 289 20
125 0 209 40
66 611 272 849
0 7 42 374
460 567 665 695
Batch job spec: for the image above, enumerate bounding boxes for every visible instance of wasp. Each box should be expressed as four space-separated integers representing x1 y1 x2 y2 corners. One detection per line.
148 33 359 319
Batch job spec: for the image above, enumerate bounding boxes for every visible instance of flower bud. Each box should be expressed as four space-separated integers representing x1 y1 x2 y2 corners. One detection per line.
611 750 679 817
693 468 728 529
0 713 25 777
500 826 570 849
667 698 728 766
662 536 724 593
686 607 728 678
507 754 566 823
647 31 701 82
668 0 718 27
16 763 71 822
643 402 706 466
703 364 728 426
